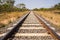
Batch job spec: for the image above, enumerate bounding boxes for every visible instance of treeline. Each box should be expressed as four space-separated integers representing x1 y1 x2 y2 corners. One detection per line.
52 3 60 10
0 3 29 13
33 3 60 11
0 3 15 12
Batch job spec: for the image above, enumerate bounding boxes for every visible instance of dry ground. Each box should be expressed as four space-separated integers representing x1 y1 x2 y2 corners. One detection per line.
0 11 28 27
35 10 60 29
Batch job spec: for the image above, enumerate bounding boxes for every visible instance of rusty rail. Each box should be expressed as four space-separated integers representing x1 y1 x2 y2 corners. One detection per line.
34 13 60 40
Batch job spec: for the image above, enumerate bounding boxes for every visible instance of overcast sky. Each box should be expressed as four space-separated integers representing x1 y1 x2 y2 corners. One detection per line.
14 0 60 9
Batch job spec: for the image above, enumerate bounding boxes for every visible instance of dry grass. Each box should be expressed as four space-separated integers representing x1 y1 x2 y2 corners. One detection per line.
35 11 60 28
0 11 28 27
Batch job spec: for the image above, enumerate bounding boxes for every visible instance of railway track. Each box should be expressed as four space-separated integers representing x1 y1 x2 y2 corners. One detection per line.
0 11 60 40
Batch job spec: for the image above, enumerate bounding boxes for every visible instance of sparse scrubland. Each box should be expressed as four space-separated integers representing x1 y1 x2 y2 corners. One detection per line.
0 2 29 28
33 3 60 29
35 10 60 29
0 11 28 28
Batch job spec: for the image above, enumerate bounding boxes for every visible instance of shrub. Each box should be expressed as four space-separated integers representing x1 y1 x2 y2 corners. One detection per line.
0 23 6 28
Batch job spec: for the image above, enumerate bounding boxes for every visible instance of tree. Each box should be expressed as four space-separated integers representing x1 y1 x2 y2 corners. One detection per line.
53 3 60 10
33 8 38 11
20 3 26 9
6 0 15 6
0 0 16 12
16 3 28 11
0 3 15 12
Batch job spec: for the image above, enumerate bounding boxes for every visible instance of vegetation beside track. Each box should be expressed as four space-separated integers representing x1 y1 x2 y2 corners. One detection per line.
0 11 28 28
35 10 60 29
33 3 60 29
0 2 29 28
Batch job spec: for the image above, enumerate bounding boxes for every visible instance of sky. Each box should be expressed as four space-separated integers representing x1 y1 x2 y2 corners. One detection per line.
14 0 60 9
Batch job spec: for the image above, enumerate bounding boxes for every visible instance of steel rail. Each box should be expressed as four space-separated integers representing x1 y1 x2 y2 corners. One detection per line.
34 13 60 40
0 12 30 40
